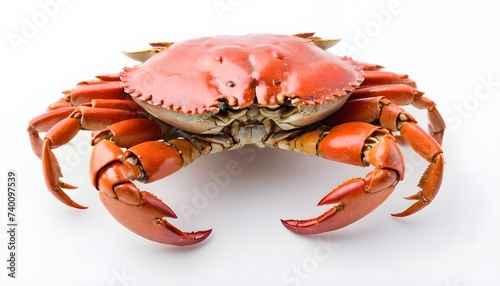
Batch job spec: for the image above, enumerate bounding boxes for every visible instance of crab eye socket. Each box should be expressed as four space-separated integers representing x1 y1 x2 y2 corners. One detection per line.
226 81 236 88
273 79 281 86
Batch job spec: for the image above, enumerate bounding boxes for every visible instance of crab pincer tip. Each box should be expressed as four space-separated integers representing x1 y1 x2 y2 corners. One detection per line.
177 229 213 246
281 219 299 232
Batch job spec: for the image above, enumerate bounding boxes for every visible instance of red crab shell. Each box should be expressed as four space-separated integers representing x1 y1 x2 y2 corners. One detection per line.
120 34 363 132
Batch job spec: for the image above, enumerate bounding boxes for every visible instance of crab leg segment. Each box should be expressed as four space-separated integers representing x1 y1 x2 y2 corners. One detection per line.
28 105 145 209
28 107 76 157
91 139 211 245
28 78 140 157
281 122 404 234
41 139 84 209
27 78 147 209
346 69 446 144
352 84 445 144
91 118 166 148
392 122 444 217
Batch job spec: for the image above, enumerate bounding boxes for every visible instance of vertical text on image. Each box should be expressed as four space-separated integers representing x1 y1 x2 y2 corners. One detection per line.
6 170 18 279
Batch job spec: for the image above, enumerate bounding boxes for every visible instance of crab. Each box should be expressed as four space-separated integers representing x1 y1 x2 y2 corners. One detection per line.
27 33 445 246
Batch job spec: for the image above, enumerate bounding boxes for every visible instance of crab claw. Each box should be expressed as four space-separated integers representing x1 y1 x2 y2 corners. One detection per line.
41 139 87 209
281 175 396 235
99 191 212 246
92 140 211 245
281 123 403 235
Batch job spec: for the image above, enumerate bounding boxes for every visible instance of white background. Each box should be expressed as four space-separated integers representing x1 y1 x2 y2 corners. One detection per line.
1 0 499 285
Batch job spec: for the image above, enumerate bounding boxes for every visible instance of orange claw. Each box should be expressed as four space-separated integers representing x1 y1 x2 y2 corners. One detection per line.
282 122 404 234
282 178 396 234
91 140 211 245
99 191 212 245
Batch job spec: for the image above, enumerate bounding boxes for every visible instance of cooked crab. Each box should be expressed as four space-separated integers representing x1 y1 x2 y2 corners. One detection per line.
28 33 445 245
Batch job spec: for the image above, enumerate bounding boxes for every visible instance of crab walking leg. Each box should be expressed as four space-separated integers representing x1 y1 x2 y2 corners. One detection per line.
28 103 142 156
342 68 446 144
279 122 405 234
28 107 76 157
91 118 166 148
48 76 126 110
91 139 212 245
392 122 444 216
351 84 445 144
27 99 154 209
28 78 140 157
